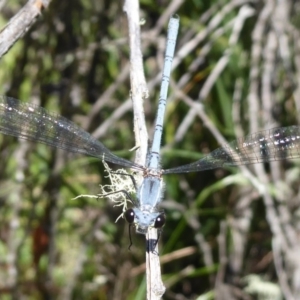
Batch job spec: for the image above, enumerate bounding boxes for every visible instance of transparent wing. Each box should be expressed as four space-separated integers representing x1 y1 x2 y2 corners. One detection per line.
163 126 300 174
0 96 143 170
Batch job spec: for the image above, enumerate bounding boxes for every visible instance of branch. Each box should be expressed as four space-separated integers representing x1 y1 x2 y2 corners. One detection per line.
0 0 52 58
123 0 165 299
123 0 148 166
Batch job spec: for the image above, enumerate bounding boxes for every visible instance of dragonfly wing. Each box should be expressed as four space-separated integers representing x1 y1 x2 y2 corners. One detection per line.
163 126 300 174
0 96 143 170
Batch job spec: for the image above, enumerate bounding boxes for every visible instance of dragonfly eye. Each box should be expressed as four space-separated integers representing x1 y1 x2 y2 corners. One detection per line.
124 208 135 224
154 213 166 229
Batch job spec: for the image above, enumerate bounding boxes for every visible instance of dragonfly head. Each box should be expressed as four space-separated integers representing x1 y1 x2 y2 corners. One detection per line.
124 207 165 234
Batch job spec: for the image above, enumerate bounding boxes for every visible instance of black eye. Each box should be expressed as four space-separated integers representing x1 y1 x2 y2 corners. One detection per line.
124 208 135 224
154 213 166 229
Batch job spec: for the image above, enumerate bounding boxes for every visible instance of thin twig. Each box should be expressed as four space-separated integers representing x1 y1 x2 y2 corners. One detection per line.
123 0 148 166
174 4 255 143
0 0 52 58
123 0 165 299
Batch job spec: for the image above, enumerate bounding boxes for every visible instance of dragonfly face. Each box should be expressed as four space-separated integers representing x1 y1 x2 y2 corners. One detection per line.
125 207 165 234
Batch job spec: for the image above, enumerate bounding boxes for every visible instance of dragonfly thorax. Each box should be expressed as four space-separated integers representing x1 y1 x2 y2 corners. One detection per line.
124 172 165 234
138 175 164 207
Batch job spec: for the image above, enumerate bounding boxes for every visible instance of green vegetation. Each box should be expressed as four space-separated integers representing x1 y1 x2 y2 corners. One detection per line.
0 0 298 299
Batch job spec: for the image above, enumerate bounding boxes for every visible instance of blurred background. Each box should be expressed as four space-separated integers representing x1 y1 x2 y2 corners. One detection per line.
0 0 300 299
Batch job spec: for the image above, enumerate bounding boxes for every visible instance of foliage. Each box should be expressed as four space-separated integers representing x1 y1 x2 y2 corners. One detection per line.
0 0 300 299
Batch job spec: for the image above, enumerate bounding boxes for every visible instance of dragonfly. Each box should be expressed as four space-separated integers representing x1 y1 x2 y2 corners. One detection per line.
1 16 300 235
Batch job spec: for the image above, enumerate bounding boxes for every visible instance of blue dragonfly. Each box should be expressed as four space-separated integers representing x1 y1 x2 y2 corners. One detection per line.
0 16 300 235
